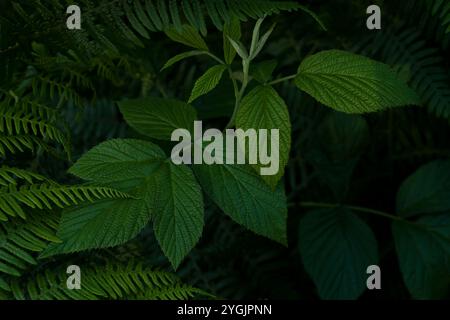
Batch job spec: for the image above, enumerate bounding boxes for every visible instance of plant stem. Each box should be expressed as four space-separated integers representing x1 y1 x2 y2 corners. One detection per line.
204 51 225 65
226 59 250 128
268 74 297 85
297 201 404 221
228 68 239 101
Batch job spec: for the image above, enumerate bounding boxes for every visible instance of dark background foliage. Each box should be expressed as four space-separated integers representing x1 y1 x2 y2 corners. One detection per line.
0 0 449 300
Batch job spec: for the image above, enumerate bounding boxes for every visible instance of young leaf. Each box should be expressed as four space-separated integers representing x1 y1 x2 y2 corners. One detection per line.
193 164 287 245
189 64 227 103
250 23 276 60
392 214 450 299
150 162 204 269
299 207 379 300
165 25 208 51
396 160 450 218
223 17 241 65
161 50 205 71
118 97 197 140
236 86 291 189
295 50 420 113
249 18 265 59
227 37 248 60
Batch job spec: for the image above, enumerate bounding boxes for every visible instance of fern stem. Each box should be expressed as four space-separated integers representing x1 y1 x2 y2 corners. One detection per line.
268 74 297 85
297 201 404 221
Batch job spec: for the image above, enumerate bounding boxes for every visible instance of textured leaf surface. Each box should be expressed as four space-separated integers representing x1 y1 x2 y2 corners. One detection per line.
41 139 166 257
392 214 450 299
236 86 291 188
298 208 378 299
118 97 197 140
69 139 166 183
189 64 227 103
396 160 450 217
40 197 149 257
295 50 420 113
44 139 203 268
194 164 287 245
150 162 204 269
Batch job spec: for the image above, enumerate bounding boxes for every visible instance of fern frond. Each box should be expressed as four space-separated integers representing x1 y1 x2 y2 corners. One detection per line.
10 261 207 300
0 134 40 156
0 210 60 278
0 184 132 221
0 102 65 143
354 28 450 119
0 166 48 186
122 0 316 36
31 76 84 108
431 0 450 33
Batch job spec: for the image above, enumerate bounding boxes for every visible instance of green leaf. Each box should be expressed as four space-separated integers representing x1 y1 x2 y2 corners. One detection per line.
165 25 208 51
189 65 227 103
295 50 420 113
150 162 204 269
118 97 197 140
40 197 149 258
392 214 450 299
223 17 241 65
298 207 378 300
68 139 166 183
44 139 203 268
161 50 205 71
193 164 287 245
250 60 278 83
236 86 291 189
41 139 167 257
396 160 450 218
250 23 276 60
249 18 265 59
227 37 248 60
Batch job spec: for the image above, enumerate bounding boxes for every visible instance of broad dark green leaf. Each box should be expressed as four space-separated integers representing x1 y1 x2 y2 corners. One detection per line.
118 97 197 140
298 207 378 299
236 86 291 189
396 160 450 217
392 214 450 299
193 164 287 245
69 139 166 183
295 50 420 113
43 139 204 269
41 139 165 257
150 162 204 269
40 197 149 258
